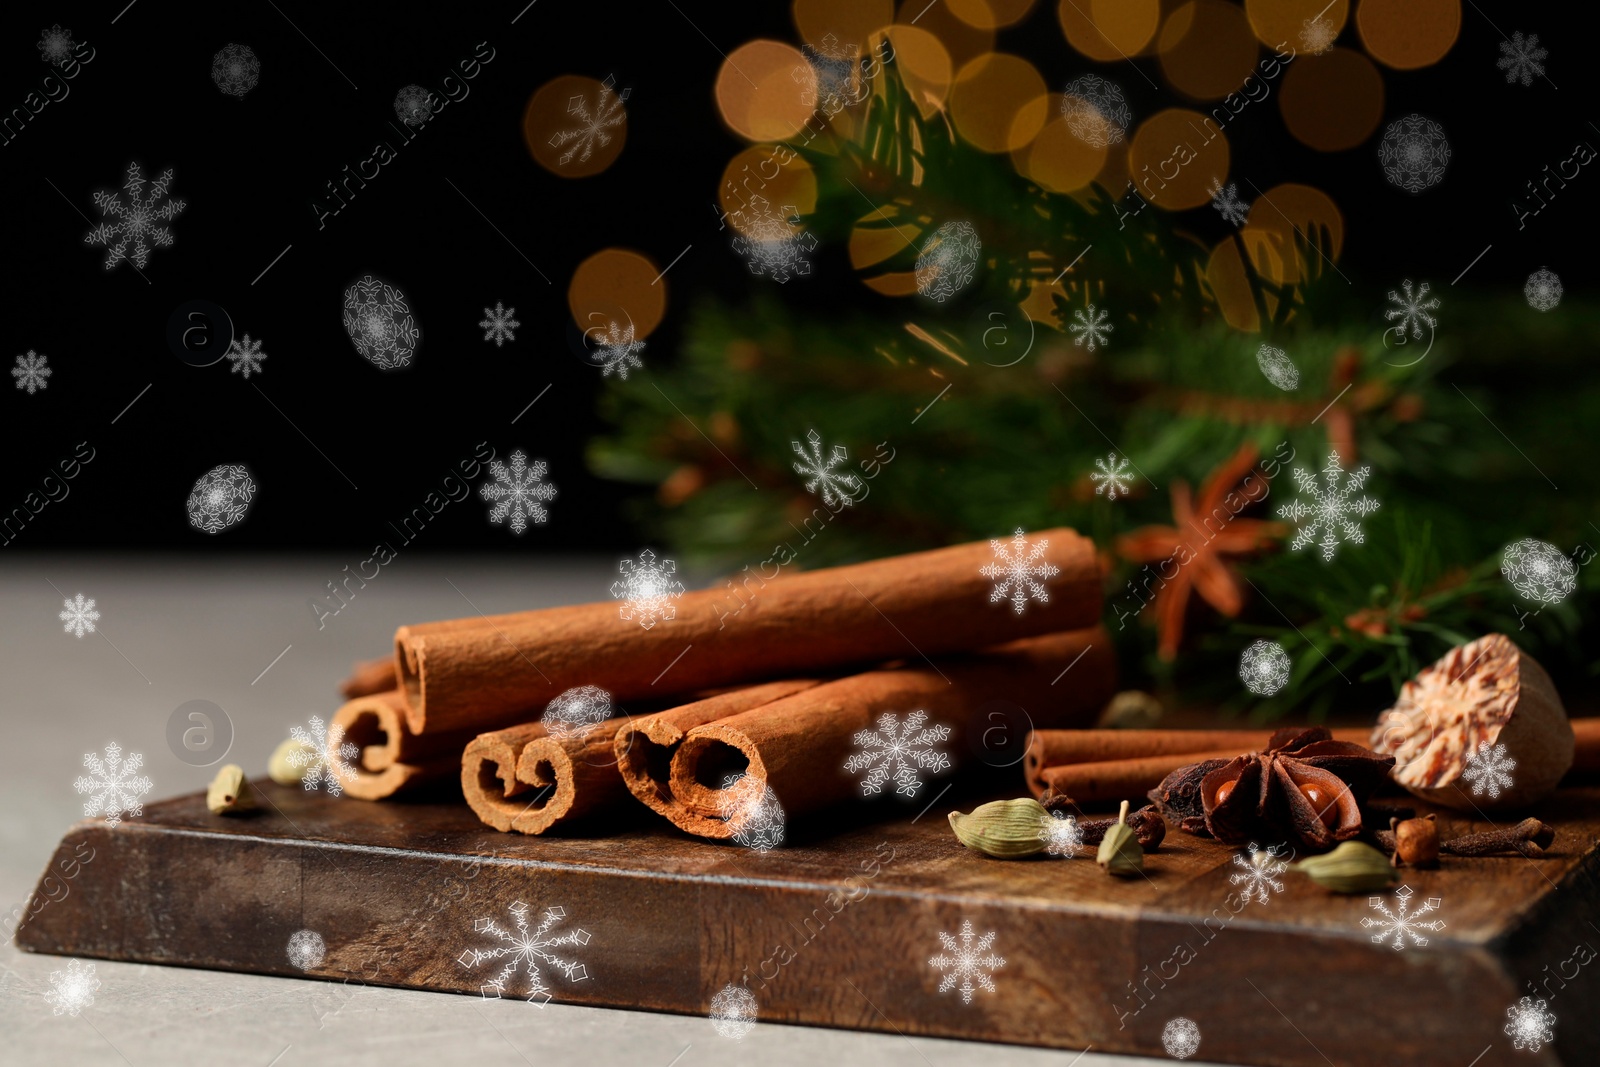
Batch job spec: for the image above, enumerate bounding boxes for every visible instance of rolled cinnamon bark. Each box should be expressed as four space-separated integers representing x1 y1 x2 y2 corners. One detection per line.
339 656 398 700
1570 718 1600 774
395 528 1099 735
1031 750 1245 806
331 690 477 800
461 719 633 834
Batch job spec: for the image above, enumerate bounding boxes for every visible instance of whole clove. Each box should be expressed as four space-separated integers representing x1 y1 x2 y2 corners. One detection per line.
1375 817 1556 859
1045 797 1167 852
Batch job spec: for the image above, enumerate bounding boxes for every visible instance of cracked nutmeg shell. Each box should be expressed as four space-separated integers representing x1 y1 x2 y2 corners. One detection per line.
1370 634 1574 812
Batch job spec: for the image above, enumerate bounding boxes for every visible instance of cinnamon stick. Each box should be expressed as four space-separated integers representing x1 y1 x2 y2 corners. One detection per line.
339 656 398 700
1571 718 1600 774
394 528 1099 735
1032 749 1246 806
331 690 477 800
461 719 633 834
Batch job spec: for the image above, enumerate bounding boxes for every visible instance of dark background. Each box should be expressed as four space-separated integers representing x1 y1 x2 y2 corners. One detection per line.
1 1 1591 551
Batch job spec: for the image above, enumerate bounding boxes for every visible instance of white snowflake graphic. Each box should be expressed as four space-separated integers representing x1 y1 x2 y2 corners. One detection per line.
212 43 260 97
1501 537 1577 604
845 710 952 798
1090 451 1133 500
929 920 1004 1005
795 33 863 113
1229 842 1289 905
224 333 267 379
287 929 326 970
549 74 630 166
85 162 187 272
1208 177 1249 227
717 773 786 852
1255 343 1299 391
792 429 863 509
731 196 816 283
394 84 434 126
1039 810 1083 857
1061 74 1131 148
1460 740 1517 800
479 302 520 347
611 549 686 629
285 716 359 797
1383 279 1440 341
1497 31 1548 87
1379 114 1450 194
11 350 52 394
1524 267 1562 312
541 685 613 739
457 900 592 1005
1277 450 1381 562
1162 1016 1202 1060
342 275 421 370
585 319 645 379
74 742 152 827
59 593 100 638
1298 17 1337 55
915 221 981 303
38 24 75 67
480 450 557 534
186 463 257 534
709 982 758 1040
43 959 99 1016
1239 640 1291 697
1504 996 1556 1053
981 528 1061 614
1069 303 1112 353
1361 884 1445 950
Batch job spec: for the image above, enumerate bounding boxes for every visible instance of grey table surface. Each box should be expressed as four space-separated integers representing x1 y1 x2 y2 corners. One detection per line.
0 555 1191 1067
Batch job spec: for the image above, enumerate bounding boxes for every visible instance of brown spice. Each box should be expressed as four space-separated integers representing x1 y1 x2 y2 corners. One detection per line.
1389 815 1439 868
1375 817 1556 859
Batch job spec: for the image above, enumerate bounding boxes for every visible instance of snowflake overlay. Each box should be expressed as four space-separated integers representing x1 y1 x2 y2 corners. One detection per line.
287 930 327 971
43 959 99 1016
1039 810 1083 857
1361 885 1445 950
709 983 759 1040
1061 74 1131 148
929 920 1004 1004
1277 450 1381 561
542 685 613 739
13 350 52 394
845 710 952 798
480 450 557 534
915 221 982 303
74 742 152 827
792 429 863 509
186 463 257 534
731 196 816 283
1069 303 1112 353
394 84 434 126
343 275 421 370
586 319 645 379
1461 740 1516 800
1298 17 1337 56
1384 279 1440 341
1239 640 1292 697
1208 177 1249 226
981 528 1061 615
549 74 630 166
1501 537 1577 604
59 593 100 638
1504 996 1556 1053
1524 268 1562 312
1229 842 1289 905
611 549 686 629
1378 115 1450 194
1255 343 1299 391
225 333 266 379
212 43 260 97
1090 451 1133 500
795 33 864 113
458 901 591 1005
479 302 520 347
85 162 187 271
717 773 786 852
286 716 360 797
38 24 75 67
1162 1017 1202 1060
1497 31 1548 87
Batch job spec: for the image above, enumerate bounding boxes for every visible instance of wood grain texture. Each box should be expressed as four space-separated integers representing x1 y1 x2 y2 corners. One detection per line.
17 781 1599 1066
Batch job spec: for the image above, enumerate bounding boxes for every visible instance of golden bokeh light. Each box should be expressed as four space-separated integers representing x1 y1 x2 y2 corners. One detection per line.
873 26 953 117
1243 0 1347 51
793 0 894 51
718 148 819 239
947 0 1037 30
950 53 1049 153
1016 100 1108 193
1244 183 1344 283
848 207 922 270
1127 108 1230 210
1236 225 1293 286
1057 0 1160 62
1356 0 1460 70
1279 49 1383 152
1158 0 1261 100
568 248 667 339
523 76 629 178
897 0 994 68
715 40 817 142
1206 237 1264 332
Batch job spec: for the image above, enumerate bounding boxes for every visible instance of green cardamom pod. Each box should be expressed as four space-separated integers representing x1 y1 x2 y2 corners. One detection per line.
268 736 316 786
1096 799 1144 876
949 798 1050 858
206 764 256 815
1289 840 1397 893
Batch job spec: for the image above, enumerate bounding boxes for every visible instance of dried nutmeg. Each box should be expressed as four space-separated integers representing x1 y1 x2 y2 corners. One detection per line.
949 798 1050 859
1391 814 1439 868
1096 800 1144 876
1370 634 1574 812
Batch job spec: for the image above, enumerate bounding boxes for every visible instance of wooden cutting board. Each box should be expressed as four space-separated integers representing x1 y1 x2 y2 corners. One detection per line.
16 780 1599 1066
